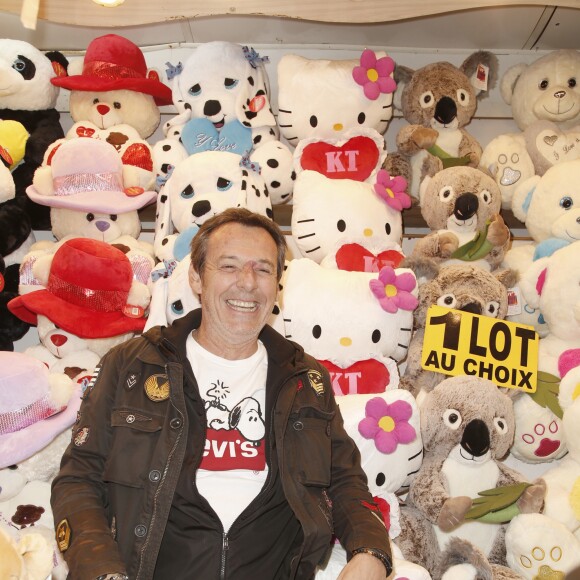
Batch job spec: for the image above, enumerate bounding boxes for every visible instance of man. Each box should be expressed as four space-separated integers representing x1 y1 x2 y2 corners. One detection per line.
51 208 392 580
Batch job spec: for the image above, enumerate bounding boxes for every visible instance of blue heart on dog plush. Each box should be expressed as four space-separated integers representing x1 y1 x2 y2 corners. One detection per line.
181 118 252 156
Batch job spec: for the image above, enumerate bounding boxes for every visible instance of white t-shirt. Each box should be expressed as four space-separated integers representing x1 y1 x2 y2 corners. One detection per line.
186 334 269 532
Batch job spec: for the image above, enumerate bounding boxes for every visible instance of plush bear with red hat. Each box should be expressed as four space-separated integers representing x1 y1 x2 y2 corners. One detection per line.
9 238 151 378
19 137 157 292
52 34 171 142
0 38 69 229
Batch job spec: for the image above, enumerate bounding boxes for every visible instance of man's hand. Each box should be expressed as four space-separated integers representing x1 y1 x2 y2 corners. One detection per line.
337 552 387 579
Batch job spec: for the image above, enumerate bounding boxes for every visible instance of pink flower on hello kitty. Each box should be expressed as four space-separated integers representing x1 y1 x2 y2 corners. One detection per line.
374 169 411 212
352 49 396 100
369 266 418 314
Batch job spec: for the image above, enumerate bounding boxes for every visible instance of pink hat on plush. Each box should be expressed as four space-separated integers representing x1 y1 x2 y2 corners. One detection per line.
0 352 81 469
26 137 157 213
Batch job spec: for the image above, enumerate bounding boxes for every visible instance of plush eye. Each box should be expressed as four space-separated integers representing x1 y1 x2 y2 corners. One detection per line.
180 184 194 199
457 88 470 105
336 220 346 232
357 112 366 124
312 325 322 339
113 102 121 110
419 91 434 108
188 83 201 96
110 214 118 221
439 187 454 202
443 409 462 430
171 300 184 315
12 58 26 71
372 330 381 343
480 189 492 204
86 213 95 222
224 78 239 89
309 115 318 128
11 56 35 80
494 417 508 434
438 294 457 309
216 177 233 191
93 98 99 104
560 196 573 210
485 301 500 317
375 472 386 487
385 223 391 236
539 79 549 90
568 78 577 88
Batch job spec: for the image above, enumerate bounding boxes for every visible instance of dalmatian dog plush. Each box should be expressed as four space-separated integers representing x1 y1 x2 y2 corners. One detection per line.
397 375 545 580
387 51 498 198
291 170 407 270
280 259 418 394
399 257 516 404
0 38 68 229
162 41 294 204
411 166 511 272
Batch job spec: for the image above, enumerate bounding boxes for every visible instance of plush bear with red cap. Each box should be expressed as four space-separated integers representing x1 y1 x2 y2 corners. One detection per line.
0 38 69 229
52 34 171 143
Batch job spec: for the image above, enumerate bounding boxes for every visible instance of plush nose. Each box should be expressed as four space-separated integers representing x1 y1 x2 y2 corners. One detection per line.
96 104 110 116
192 200 211 218
204 100 221 117
95 221 110 232
460 419 490 457
460 302 482 315
453 192 479 221
50 334 68 347
554 90 566 99
434 96 457 125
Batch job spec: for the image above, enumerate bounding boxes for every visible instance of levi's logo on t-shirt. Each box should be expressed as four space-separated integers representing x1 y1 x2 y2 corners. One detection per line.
200 428 266 471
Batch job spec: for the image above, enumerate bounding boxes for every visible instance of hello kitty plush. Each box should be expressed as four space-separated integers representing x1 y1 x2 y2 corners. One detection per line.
291 170 407 270
280 259 418 394
316 391 430 580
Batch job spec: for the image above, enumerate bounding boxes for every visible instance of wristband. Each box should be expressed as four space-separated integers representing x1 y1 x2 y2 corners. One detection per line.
351 547 393 576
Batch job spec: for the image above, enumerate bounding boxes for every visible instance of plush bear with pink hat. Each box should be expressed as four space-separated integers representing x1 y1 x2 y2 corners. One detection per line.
0 351 82 579
9 237 151 378
20 137 157 290
51 34 171 141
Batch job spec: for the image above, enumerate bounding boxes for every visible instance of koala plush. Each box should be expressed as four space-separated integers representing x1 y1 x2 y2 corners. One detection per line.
397 375 545 580
388 52 498 198
411 166 511 271
400 258 516 403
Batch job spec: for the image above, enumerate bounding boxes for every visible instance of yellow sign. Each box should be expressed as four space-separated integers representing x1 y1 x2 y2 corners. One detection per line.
421 306 539 392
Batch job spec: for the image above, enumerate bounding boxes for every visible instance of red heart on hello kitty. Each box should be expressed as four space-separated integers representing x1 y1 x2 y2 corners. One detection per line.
76 126 96 138
335 244 404 272
320 358 392 396
301 136 380 181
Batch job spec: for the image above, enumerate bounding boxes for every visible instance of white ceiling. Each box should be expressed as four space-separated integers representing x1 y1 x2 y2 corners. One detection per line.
0 5 579 51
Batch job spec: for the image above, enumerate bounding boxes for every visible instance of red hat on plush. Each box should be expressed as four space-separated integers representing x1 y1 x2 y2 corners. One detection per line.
8 238 149 338
51 34 172 106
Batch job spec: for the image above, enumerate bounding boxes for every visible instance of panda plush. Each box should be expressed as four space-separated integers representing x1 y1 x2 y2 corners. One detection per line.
0 39 68 230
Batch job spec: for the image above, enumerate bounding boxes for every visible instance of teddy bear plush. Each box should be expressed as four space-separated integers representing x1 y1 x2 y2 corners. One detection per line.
51 34 171 141
162 41 295 204
396 375 545 579
9 238 151 377
411 166 511 271
0 525 54 580
482 49 580 209
0 38 69 230
399 258 516 404
387 51 498 199
291 169 408 270
280 259 418 394
315 390 430 580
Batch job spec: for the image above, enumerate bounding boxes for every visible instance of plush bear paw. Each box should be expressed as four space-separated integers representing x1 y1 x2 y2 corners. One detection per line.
517 479 546 514
411 127 439 150
487 213 510 246
438 232 460 258
437 496 472 532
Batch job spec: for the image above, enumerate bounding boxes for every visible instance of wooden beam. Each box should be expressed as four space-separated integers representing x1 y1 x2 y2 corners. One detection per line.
2 0 579 28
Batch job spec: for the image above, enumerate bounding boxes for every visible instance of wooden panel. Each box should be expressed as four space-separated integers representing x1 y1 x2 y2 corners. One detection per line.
1 0 579 27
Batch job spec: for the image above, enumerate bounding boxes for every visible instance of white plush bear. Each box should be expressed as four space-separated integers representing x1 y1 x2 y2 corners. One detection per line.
281 259 418 394
291 170 407 269
316 391 430 580
0 525 54 580
52 34 172 140
154 150 272 261
162 41 295 204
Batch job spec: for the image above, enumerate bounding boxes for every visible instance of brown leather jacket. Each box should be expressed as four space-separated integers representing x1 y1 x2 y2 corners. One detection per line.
51 310 391 579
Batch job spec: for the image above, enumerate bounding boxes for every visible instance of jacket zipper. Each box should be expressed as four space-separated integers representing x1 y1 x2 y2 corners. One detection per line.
220 532 229 579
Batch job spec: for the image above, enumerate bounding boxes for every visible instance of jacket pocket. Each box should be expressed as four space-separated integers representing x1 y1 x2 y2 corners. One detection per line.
289 407 334 488
103 408 164 488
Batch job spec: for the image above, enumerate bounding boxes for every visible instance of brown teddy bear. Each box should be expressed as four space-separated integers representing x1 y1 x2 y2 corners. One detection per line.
410 166 511 271
400 257 516 404
386 51 498 199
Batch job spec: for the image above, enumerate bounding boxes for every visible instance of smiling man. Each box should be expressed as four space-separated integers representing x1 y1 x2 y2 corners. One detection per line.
51 208 392 580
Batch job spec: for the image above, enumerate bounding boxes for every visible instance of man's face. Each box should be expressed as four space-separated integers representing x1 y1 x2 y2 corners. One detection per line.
189 222 278 358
